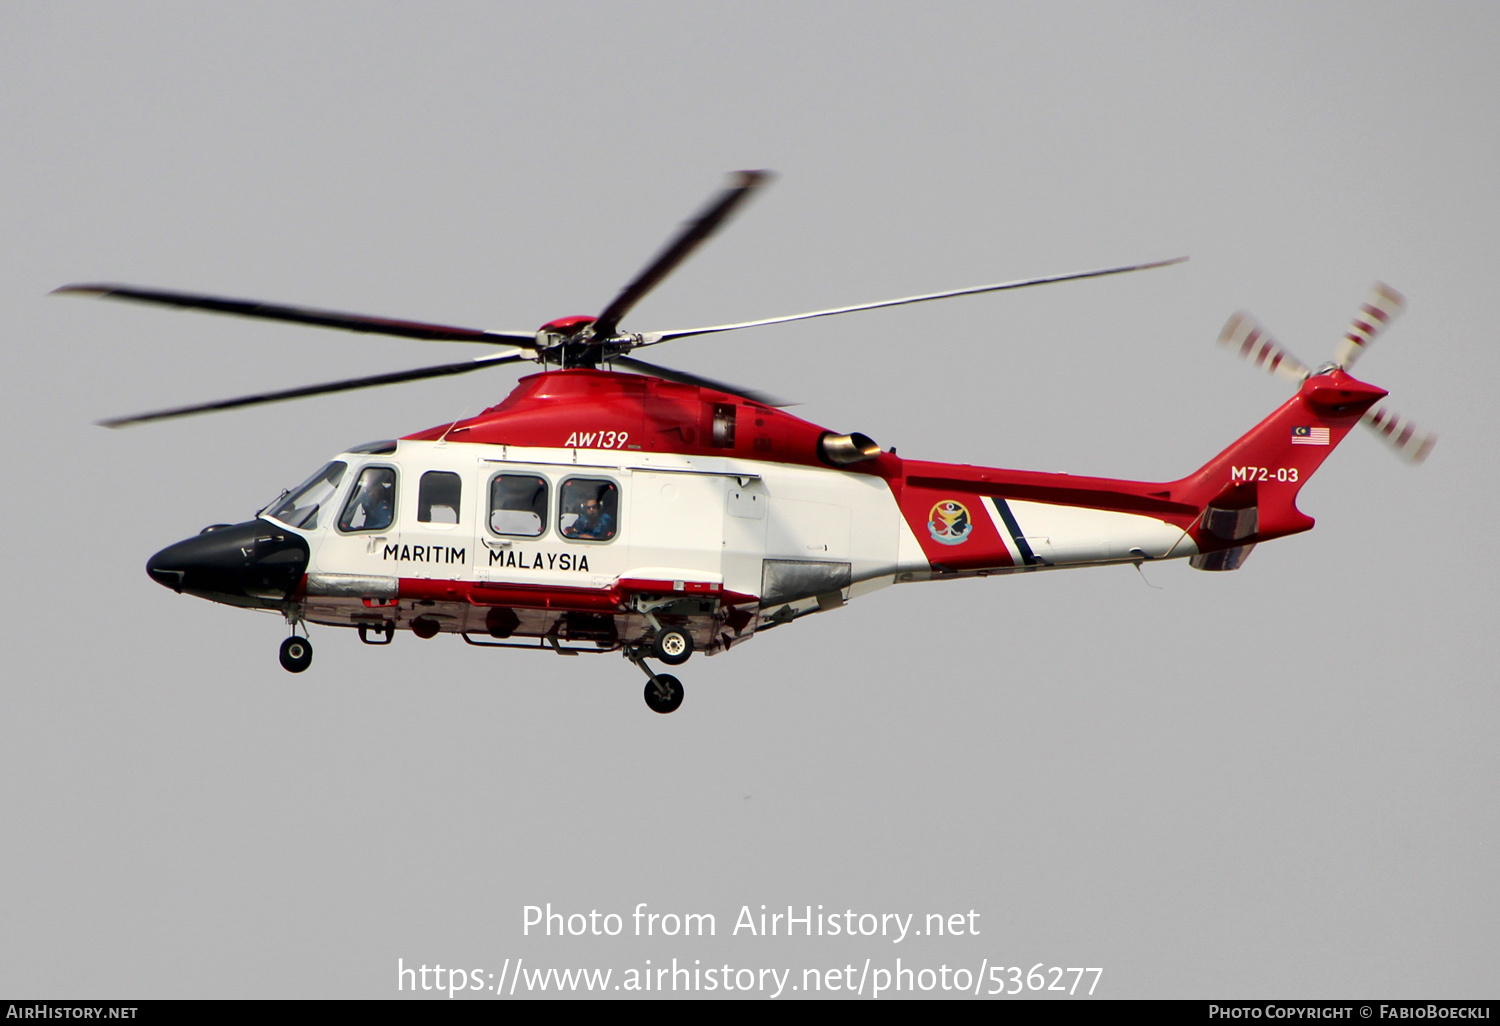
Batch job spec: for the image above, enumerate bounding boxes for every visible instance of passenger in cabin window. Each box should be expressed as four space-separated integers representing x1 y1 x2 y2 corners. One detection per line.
565 496 614 540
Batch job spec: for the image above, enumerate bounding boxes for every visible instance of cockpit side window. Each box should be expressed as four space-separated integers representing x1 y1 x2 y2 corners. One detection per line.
559 478 619 542
418 471 462 524
267 461 347 530
489 474 548 537
338 466 397 533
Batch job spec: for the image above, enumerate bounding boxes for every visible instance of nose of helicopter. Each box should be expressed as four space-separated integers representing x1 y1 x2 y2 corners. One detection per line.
146 520 310 607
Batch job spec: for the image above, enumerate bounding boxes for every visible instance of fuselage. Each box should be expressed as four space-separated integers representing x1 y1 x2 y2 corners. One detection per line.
145 369 1209 658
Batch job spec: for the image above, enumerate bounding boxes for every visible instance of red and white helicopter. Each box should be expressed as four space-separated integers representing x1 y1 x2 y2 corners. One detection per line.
60 171 1434 713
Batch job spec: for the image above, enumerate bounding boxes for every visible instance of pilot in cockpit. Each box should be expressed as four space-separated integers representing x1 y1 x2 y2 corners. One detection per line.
339 469 395 532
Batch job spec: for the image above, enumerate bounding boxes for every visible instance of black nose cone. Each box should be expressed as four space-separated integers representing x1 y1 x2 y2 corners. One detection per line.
146 520 310 608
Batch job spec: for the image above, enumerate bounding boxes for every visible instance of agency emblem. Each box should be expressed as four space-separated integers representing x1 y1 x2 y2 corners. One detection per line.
928 500 973 546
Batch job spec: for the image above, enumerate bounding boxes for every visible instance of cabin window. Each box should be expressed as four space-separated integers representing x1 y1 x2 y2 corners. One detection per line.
337 466 397 532
418 471 462 524
267 461 347 530
559 478 619 542
489 474 548 537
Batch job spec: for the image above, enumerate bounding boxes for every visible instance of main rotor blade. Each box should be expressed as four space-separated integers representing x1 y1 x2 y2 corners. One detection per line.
1362 405 1437 464
99 352 529 428
1333 282 1405 371
592 170 772 339
610 355 791 408
1217 312 1311 383
55 284 537 347
643 256 1188 344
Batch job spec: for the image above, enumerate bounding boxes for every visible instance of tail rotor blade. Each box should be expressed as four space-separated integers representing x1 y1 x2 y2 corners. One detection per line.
1334 282 1405 370
1218 313 1310 383
1362 405 1436 464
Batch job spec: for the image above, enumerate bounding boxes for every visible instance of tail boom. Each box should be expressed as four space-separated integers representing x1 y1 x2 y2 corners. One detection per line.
890 369 1386 577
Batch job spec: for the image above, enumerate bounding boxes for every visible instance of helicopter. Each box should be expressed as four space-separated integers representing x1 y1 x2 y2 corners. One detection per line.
58 171 1435 713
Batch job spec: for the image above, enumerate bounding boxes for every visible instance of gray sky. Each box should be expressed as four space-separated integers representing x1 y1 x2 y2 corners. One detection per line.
2 1 1496 1000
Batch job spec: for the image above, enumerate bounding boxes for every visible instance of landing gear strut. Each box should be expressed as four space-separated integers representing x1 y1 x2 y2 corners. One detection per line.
627 646 684 714
279 635 313 673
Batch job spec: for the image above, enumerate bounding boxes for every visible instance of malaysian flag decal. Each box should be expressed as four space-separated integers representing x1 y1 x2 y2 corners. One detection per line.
1291 425 1329 446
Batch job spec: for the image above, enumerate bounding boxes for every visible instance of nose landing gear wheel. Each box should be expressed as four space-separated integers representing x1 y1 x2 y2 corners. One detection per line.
643 674 684 714
652 627 693 666
279 636 313 673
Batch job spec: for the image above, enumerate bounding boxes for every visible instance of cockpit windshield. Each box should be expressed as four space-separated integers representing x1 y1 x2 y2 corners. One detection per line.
265 461 348 529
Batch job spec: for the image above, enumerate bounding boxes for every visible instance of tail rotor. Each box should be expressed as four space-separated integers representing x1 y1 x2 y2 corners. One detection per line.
1217 283 1436 464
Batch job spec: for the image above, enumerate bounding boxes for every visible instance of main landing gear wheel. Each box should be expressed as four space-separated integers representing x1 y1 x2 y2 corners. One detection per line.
279 636 313 673
644 675 684 714
652 627 693 666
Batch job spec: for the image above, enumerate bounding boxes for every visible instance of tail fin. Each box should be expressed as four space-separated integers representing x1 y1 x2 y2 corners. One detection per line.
1171 370 1387 569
